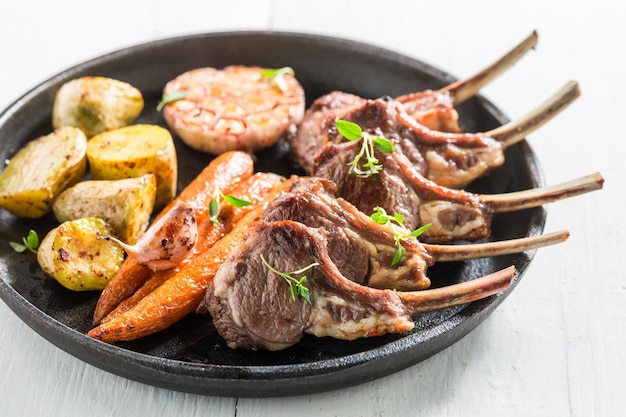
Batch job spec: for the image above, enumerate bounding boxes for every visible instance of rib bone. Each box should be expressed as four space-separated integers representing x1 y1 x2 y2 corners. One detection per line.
442 31 539 104
482 172 604 212
488 80 581 147
398 266 516 315
425 230 570 262
397 31 539 132
398 30 539 107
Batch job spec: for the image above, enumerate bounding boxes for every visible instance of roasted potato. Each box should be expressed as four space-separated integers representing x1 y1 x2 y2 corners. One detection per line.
37 217 124 291
86 124 177 209
0 126 87 218
52 76 144 138
52 174 157 245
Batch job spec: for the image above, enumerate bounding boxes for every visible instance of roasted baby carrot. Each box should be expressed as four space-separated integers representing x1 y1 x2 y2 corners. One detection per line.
92 151 255 324
87 178 293 342
100 172 284 323
99 225 225 324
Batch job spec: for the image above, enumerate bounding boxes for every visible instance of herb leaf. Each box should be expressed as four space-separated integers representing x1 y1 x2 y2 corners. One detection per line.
209 190 221 225
410 224 433 238
260 254 318 304
370 207 432 267
373 136 395 153
10 230 39 253
209 189 252 224
335 120 363 141
156 90 190 111
223 194 252 208
298 278 311 304
391 245 405 268
371 206 391 225
335 120 394 178
260 67 295 92
260 66 295 79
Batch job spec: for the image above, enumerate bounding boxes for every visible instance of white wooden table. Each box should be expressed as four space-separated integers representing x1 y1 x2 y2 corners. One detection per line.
1 1 623 415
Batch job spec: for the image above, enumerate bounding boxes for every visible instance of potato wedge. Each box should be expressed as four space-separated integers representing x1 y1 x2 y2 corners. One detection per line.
0 126 87 218
52 174 157 245
37 217 124 291
86 124 177 209
52 76 144 138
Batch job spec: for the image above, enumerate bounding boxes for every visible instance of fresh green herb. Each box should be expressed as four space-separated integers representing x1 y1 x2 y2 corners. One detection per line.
260 66 295 92
335 120 394 178
156 90 191 111
370 207 432 267
223 194 252 207
209 188 252 224
9 230 39 253
335 119 362 140
209 191 221 225
260 254 318 304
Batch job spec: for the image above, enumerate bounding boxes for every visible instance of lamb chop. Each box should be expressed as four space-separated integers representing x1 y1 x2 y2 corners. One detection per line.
88 174 567 343
199 220 518 351
398 31 539 132
291 83 579 189
312 138 603 243
262 176 569 290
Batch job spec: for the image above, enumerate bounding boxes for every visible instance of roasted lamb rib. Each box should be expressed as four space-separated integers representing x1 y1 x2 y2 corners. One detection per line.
199 177 569 350
199 220 517 351
291 83 579 189
262 177 568 290
313 138 603 243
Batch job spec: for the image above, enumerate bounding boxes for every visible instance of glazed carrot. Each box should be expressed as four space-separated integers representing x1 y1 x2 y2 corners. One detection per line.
99 225 225 324
92 151 255 324
87 178 293 342
100 172 284 323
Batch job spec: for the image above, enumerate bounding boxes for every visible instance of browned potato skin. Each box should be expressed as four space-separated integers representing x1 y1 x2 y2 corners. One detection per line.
86 124 177 209
0 126 87 218
37 217 125 291
52 174 157 245
52 76 144 138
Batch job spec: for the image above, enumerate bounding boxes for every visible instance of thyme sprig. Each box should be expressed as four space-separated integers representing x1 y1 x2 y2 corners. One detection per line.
156 90 191 111
260 254 318 304
335 119 394 178
260 67 295 92
209 188 252 224
9 230 39 253
370 207 432 267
